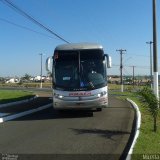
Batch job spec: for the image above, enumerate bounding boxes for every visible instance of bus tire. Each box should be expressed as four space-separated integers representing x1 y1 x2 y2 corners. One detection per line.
96 108 102 112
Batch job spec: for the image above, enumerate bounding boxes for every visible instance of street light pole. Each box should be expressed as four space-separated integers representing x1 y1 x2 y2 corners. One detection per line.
152 0 159 99
39 53 43 88
146 41 153 89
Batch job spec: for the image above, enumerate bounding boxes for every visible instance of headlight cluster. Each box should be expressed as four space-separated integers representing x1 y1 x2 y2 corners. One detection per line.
97 91 107 98
54 93 64 99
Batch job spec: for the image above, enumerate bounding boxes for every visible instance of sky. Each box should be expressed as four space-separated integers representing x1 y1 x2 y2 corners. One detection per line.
0 0 160 77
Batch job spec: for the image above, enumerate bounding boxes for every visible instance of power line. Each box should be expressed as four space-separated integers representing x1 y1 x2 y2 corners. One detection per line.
1 0 70 43
112 64 150 69
126 54 150 58
0 18 58 39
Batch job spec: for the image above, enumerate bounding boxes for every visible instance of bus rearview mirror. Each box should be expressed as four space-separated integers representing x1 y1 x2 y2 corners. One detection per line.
46 57 52 73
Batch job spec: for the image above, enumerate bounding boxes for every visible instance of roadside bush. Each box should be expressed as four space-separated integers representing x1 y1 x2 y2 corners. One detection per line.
138 87 159 132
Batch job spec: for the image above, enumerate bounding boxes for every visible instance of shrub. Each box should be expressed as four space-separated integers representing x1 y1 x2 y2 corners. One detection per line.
138 87 159 132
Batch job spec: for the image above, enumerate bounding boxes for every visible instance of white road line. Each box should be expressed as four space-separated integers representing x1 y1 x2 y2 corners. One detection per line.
0 95 38 109
0 113 10 117
0 103 52 123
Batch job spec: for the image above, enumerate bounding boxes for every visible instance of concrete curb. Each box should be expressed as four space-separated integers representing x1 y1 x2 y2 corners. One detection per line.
0 95 38 109
0 103 52 123
126 98 141 160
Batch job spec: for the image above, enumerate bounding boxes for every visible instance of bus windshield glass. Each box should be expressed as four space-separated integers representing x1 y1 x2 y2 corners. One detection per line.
54 49 107 91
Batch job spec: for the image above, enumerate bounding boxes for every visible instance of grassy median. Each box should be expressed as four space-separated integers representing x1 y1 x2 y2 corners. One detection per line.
109 85 160 158
0 82 52 88
0 90 34 104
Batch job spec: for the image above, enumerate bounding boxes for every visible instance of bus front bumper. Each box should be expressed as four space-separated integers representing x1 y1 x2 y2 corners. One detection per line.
53 96 108 110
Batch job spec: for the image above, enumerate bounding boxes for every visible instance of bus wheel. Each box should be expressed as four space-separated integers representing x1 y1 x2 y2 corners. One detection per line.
96 108 102 112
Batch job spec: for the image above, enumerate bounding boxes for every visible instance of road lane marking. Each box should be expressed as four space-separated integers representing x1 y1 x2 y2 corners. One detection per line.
0 103 52 123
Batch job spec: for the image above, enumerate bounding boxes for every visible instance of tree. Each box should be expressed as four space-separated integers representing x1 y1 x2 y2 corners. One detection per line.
138 87 159 132
21 74 32 81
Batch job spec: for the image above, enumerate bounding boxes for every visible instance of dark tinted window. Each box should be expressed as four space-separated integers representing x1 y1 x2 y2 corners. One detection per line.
80 49 103 60
54 49 106 91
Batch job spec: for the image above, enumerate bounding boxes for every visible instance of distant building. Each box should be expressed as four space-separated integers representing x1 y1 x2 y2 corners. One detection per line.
5 78 19 83
33 76 46 82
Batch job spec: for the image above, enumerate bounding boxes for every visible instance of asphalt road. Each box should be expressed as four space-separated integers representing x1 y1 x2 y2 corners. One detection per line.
0 95 134 160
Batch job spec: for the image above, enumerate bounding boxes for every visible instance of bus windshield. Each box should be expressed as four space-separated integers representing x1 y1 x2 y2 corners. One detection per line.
54 49 107 91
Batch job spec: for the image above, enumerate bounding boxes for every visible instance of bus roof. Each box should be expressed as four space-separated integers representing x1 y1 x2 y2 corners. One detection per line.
55 43 103 51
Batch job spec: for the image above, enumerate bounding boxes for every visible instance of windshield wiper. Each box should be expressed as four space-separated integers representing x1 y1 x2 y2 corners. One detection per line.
89 81 95 88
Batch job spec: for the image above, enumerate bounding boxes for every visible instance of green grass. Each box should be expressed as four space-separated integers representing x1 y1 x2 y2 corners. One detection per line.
108 83 144 91
0 90 34 104
0 82 52 88
109 89 160 157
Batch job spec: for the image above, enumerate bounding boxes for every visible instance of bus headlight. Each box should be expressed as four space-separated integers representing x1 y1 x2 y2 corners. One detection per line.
54 94 64 99
59 95 63 99
97 91 107 97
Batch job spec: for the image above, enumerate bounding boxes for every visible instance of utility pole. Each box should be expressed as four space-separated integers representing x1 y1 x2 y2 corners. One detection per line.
152 0 159 99
116 49 126 92
146 41 153 89
39 53 45 88
132 66 135 88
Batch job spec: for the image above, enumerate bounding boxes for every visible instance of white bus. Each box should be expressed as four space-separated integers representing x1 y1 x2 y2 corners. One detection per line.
46 43 111 111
